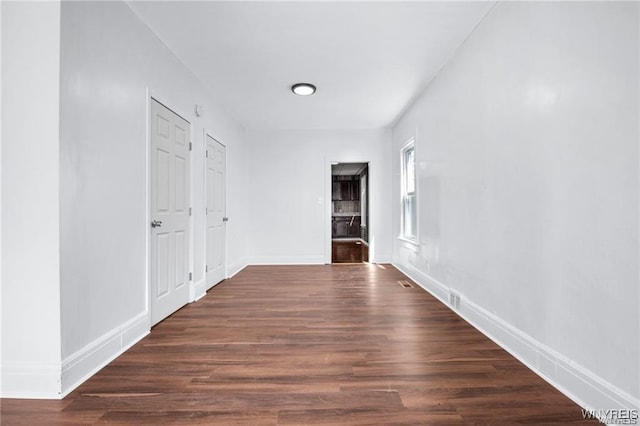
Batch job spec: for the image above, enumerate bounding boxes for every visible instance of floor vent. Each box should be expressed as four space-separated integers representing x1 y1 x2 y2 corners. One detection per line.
398 280 414 288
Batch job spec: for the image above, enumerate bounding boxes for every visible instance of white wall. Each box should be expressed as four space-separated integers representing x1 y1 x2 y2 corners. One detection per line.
392 1 639 413
226 126 250 277
58 1 247 395
1 1 63 397
0 0 3 397
246 129 392 265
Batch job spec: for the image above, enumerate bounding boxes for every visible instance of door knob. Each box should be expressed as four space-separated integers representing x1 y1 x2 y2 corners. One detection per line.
222 217 229 222
151 220 163 228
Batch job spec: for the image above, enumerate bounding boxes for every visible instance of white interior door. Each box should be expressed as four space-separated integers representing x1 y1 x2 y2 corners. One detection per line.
206 135 226 288
150 99 190 325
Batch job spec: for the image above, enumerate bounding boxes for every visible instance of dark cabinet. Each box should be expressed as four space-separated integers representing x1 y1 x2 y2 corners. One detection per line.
332 218 347 237
332 240 363 263
331 177 360 201
349 180 360 200
332 217 360 238
347 219 360 237
331 181 344 201
331 240 369 263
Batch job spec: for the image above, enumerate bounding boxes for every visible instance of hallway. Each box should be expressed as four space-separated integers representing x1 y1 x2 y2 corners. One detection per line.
1 265 595 424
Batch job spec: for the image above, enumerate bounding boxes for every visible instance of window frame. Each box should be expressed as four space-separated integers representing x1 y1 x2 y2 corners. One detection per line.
400 138 417 243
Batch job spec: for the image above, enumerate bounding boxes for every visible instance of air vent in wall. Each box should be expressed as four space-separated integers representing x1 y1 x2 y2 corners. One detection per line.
449 290 461 310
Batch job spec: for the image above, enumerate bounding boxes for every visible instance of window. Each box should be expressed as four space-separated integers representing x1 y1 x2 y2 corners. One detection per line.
401 140 416 241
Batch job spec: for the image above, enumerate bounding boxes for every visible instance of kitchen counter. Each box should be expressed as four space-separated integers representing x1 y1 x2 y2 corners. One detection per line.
332 213 361 217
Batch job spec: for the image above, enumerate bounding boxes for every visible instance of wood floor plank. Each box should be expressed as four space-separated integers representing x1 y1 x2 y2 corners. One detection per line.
0 264 598 425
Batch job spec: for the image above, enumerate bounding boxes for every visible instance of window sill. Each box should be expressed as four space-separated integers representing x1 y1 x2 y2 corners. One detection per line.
397 236 419 252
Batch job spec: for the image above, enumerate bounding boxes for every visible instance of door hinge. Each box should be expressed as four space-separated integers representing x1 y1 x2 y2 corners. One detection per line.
206 150 209 158
189 207 192 216
189 142 192 151
205 265 208 272
205 207 208 214
189 272 192 281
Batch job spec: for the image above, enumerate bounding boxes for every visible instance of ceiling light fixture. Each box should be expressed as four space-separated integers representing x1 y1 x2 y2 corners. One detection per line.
291 83 316 96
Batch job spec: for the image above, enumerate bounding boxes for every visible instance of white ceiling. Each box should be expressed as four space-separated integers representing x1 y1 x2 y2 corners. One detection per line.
332 162 367 176
127 1 494 130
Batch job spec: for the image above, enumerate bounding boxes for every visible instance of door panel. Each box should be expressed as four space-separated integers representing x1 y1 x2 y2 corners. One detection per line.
206 135 226 288
175 230 186 289
175 156 186 212
156 232 170 297
150 99 190 325
156 149 170 212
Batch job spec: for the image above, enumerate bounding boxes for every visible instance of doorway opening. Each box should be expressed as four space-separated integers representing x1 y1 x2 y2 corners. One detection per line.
331 162 369 263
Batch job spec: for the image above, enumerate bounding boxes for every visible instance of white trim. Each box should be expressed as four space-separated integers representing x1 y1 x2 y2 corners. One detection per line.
60 311 149 398
0 363 61 399
325 159 373 264
393 261 640 416
325 159 332 263
193 278 206 301
227 260 248 278
201 128 208 289
397 236 420 251
400 137 417 243
144 88 150 320
0 0 3 401
147 93 193 133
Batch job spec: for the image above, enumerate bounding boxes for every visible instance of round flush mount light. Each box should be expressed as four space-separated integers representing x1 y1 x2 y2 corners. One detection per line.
291 83 316 96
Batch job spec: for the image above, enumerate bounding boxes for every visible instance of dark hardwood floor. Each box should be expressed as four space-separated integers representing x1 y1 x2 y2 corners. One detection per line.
1 264 598 425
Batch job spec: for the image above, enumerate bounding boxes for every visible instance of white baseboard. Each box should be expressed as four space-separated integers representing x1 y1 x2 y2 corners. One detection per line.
248 255 325 265
227 260 248 278
60 311 149 397
392 261 640 415
0 363 62 399
193 278 206 301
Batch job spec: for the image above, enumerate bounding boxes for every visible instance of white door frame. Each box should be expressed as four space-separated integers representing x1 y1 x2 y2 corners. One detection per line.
145 89 194 325
324 158 373 264
204 129 228 286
